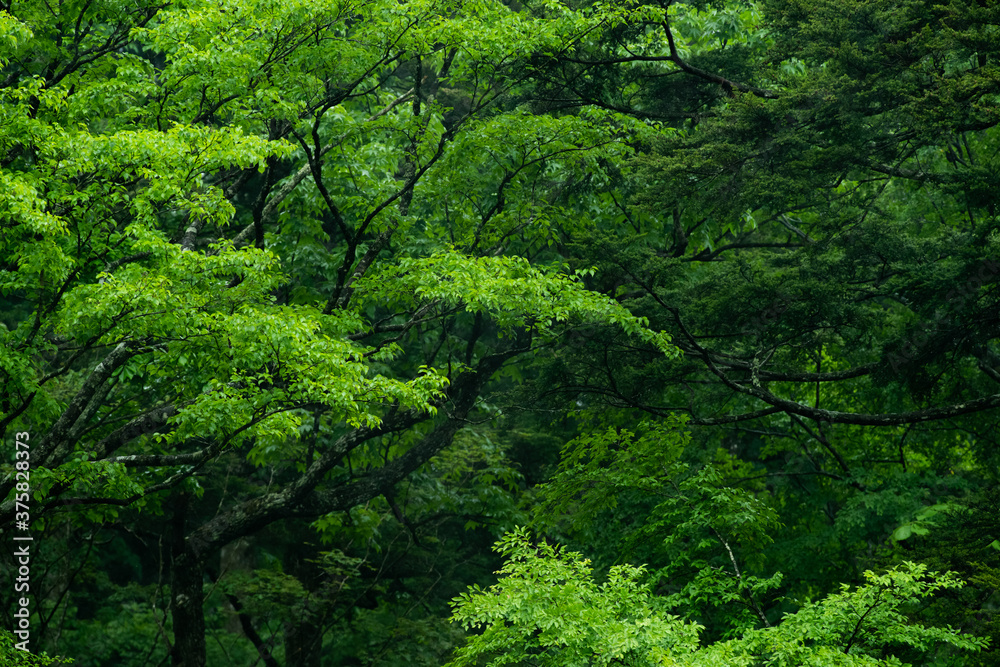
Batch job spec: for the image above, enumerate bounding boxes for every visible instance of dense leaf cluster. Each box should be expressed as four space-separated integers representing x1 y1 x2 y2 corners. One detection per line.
1 0 998 665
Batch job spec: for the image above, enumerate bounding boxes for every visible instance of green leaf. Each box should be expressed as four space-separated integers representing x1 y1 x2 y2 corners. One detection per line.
893 525 913 541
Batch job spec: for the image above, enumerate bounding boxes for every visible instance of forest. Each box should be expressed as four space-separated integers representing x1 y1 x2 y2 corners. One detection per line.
1 0 998 664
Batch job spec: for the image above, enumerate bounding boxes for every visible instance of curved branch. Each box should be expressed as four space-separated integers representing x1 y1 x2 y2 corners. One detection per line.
712 358 879 384
709 527 770 628
183 340 526 560
94 404 181 459
662 18 777 99
34 340 145 467
673 310 1000 426
230 87 416 249
687 406 784 426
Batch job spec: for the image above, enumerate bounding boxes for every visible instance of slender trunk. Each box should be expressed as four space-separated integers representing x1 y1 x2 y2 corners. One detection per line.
284 616 322 667
169 495 207 667
284 544 324 667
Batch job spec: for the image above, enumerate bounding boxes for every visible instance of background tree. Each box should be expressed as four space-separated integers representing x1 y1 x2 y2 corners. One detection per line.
507 0 1000 661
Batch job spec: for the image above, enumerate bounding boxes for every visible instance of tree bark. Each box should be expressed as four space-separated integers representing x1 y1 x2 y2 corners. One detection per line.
170 494 207 667
284 610 322 667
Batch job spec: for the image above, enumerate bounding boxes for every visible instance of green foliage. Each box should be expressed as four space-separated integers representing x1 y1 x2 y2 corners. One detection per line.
4 0 1000 663
448 533 989 667
532 417 782 638
876 490 1000 666
535 416 777 547
358 251 678 355
447 526 702 667
0 632 67 667
729 563 990 667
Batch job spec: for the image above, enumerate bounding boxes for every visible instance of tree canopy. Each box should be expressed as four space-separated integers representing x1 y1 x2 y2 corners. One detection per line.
1 0 998 665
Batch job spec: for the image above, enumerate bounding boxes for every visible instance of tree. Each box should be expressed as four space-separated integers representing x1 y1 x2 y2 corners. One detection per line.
448 0 1000 661
521 0 1000 434
4 0 1000 663
0 0 677 664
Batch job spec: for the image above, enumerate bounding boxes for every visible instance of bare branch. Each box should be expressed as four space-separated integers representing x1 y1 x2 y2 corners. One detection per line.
662 18 777 99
